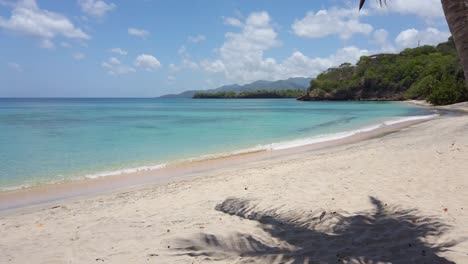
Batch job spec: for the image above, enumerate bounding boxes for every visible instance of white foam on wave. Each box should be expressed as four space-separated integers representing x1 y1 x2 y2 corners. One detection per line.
175 113 439 160
265 114 439 151
0 163 167 192
383 114 439 126
82 163 167 179
0 184 32 192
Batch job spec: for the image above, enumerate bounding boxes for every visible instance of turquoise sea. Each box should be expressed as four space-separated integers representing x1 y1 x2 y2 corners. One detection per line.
0 98 436 190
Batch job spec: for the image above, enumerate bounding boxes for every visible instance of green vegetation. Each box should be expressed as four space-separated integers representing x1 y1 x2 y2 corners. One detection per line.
193 89 306 99
300 38 467 105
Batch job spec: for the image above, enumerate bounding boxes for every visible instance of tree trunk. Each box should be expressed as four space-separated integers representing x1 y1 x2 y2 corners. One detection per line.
441 0 468 83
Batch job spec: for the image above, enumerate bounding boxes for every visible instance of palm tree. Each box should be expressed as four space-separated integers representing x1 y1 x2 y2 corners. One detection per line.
360 0 468 83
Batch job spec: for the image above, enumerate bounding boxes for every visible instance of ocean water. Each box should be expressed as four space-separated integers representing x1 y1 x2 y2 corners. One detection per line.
0 98 435 190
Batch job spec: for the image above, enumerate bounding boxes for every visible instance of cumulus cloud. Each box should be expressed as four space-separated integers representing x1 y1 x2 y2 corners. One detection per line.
0 0 90 48
109 47 128 55
200 11 282 83
369 0 444 18
102 57 135 75
200 11 369 84
128 27 149 38
280 47 370 78
372 29 396 53
167 46 200 82
200 59 225 74
134 54 161 71
395 28 450 49
222 11 281 54
292 8 373 40
188 34 206 43
78 0 115 17
224 17 243 27
181 47 197 68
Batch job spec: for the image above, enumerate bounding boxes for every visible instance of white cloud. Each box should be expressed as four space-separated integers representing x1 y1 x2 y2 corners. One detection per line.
395 28 450 49
280 47 370 78
173 46 198 71
372 29 396 53
78 0 115 17
102 57 135 75
200 11 282 83
188 34 206 43
73 52 85 60
246 12 271 27
292 8 373 40
128 27 149 38
369 0 444 18
109 47 128 55
134 54 161 71
0 0 90 48
222 11 281 54
224 17 243 27
201 59 225 73
200 11 369 84
373 29 389 46
8 62 22 72
167 46 202 79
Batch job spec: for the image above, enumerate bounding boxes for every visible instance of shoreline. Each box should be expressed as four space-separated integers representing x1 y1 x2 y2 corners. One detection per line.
0 100 435 193
0 111 443 212
403 99 468 112
1 103 467 263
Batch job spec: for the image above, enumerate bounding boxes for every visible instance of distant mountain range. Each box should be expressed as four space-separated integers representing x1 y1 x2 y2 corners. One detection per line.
159 77 312 98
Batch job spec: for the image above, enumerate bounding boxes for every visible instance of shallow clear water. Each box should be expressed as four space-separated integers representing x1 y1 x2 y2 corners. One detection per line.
0 98 433 189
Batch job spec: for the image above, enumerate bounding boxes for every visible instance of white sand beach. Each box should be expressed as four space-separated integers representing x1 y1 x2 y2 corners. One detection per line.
1 103 468 263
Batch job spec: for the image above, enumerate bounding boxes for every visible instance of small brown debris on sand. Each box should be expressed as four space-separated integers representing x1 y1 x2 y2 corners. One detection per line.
319 211 326 221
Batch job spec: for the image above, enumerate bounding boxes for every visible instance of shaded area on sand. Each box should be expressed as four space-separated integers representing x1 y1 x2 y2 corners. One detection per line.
176 197 459 263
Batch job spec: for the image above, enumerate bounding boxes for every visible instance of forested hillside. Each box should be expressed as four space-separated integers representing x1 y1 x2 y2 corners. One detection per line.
299 38 467 105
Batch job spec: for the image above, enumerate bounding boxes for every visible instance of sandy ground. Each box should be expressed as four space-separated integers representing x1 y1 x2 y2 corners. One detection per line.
1 106 468 263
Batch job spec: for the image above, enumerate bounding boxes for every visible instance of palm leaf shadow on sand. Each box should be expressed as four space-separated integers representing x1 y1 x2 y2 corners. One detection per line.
176 196 458 263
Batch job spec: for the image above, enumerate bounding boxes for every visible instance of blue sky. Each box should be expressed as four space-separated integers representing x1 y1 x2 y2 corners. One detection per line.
0 0 450 97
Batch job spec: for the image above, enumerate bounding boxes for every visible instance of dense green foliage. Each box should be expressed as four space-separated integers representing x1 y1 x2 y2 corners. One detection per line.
303 38 467 105
193 89 306 99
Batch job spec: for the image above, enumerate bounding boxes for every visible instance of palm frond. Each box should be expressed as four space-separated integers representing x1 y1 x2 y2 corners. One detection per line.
359 0 387 10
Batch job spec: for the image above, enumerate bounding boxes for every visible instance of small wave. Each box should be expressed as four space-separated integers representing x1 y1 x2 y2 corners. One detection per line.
265 114 438 151
0 163 167 192
82 164 168 179
382 114 439 126
0 184 33 192
174 114 439 159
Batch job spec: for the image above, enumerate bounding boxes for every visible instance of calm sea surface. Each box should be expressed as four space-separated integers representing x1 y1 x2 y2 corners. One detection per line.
0 98 434 190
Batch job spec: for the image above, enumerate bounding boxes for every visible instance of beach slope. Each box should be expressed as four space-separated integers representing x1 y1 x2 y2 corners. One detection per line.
1 107 468 263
